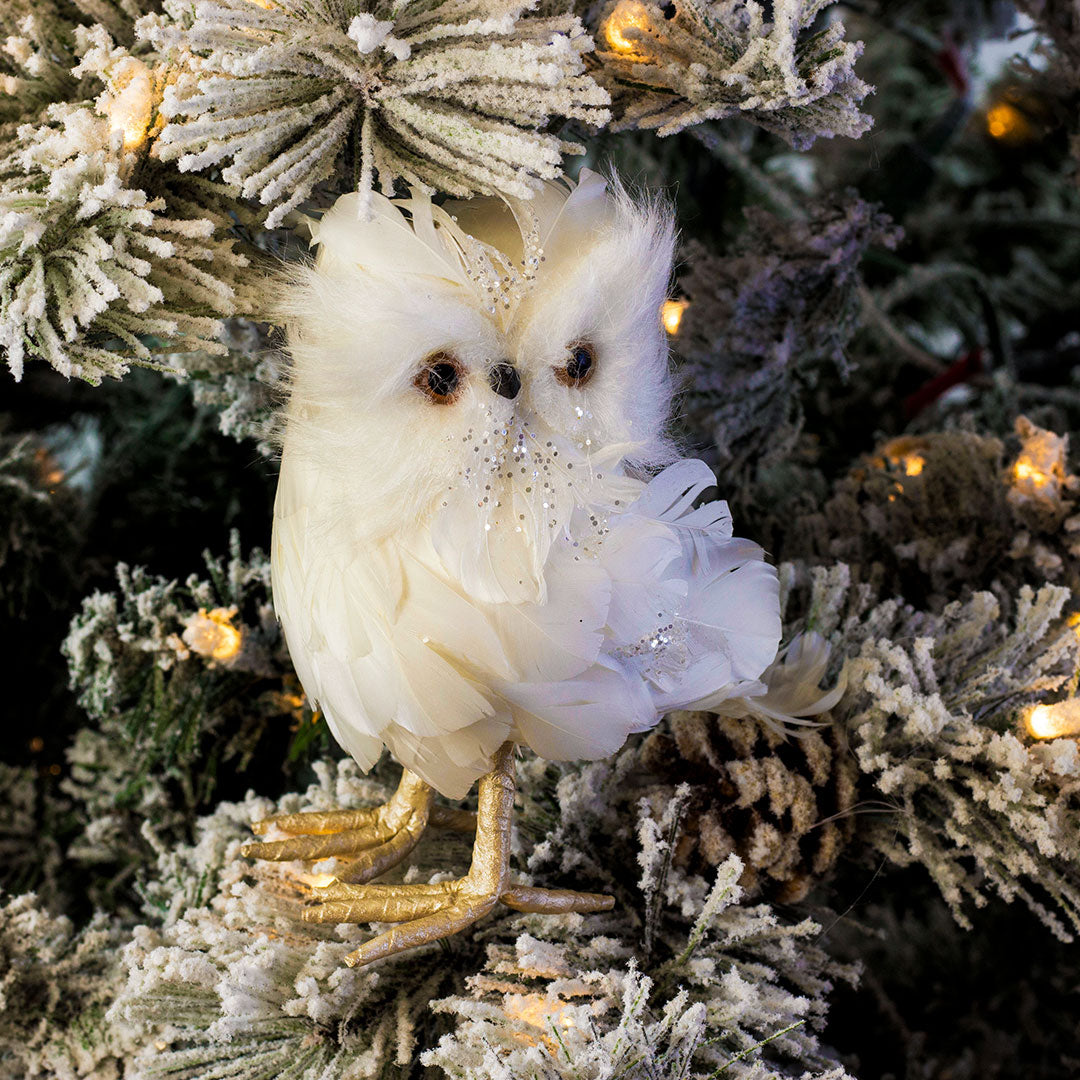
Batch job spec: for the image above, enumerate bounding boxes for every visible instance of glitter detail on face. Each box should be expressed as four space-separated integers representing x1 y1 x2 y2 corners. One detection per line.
438 393 622 559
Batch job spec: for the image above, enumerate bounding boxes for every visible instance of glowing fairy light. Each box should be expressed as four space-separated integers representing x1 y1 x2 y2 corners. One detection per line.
661 297 689 335
101 57 155 151
986 101 1031 143
1013 458 1052 490
503 994 576 1050
181 606 243 662
603 0 654 55
1027 700 1080 740
876 437 929 500
1006 417 1076 520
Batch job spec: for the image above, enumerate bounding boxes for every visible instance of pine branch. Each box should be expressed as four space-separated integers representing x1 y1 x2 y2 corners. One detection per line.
0 18 257 383
141 0 612 227
590 0 872 147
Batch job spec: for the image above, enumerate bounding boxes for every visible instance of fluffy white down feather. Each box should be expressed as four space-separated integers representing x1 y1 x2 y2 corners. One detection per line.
272 172 782 798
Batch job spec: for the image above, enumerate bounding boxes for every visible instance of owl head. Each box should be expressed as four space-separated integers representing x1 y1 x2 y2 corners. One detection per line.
277 172 677 596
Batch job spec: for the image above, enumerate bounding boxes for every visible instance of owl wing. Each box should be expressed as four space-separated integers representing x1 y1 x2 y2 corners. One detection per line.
272 450 515 796
504 461 780 762
613 460 782 712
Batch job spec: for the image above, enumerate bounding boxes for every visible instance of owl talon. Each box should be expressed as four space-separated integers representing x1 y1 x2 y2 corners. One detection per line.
250 806 381 837
242 768 433 870
334 823 431 884
250 745 614 965
499 884 615 914
311 744 617 968
302 879 613 936
344 893 500 966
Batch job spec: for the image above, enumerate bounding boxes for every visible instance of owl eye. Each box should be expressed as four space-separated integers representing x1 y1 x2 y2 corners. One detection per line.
414 352 464 404
554 341 596 388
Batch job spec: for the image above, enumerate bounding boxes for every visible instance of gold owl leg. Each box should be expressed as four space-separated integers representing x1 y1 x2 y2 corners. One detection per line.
301 743 615 968
241 768 471 884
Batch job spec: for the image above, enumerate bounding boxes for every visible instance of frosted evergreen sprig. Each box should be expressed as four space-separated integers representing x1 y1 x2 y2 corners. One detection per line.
592 0 872 146
0 765 66 898
790 423 1080 607
0 99 254 384
141 0 612 228
425 847 856 1080
108 759 855 1080
0 892 136 1080
797 563 1080 940
59 535 318 885
1 0 160 130
0 17 256 383
0 3 81 128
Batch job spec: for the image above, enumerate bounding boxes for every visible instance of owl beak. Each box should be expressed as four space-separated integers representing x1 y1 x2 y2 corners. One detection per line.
488 362 521 400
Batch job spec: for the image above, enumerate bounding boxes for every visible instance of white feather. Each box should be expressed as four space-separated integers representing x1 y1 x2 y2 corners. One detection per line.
272 172 783 798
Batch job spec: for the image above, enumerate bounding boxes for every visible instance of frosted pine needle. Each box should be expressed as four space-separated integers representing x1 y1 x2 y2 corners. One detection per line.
794 563 1080 941
0 19 254 383
593 0 872 146
142 0 612 226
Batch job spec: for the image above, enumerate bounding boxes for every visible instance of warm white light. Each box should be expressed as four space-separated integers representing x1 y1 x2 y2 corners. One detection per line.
1027 700 1080 740
1009 421 1068 506
504 993 576 1048
901 454 925 477
661 298 689 335
986 102 1030 143
102 57 155 152
182 606 243 661
1013 459 1051 489
603 0 654 55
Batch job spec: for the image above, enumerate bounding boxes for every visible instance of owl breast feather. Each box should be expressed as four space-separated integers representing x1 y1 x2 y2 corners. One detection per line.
272 440 781 800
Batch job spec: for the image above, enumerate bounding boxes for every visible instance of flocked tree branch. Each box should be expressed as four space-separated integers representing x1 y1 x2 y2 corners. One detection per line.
0 15 256 382
141 0 612 226
590 0 873 146
791 561 1080 941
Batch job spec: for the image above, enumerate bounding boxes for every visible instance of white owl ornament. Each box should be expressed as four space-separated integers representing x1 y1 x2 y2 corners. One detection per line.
243 171 783 966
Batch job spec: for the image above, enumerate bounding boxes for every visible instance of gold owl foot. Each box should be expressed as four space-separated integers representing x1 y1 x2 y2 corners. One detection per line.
241 769 474 885
301 743 615 967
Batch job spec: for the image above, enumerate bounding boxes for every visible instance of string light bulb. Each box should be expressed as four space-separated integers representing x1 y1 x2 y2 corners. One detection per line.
661 297 688 335
603 0 654 55
876 436 929 491
1008 418 1070 511
986 102 1026 140
101 57 156 152
503 994 576 1049
1026 700 1080 740
984 95 1039 147
1013 458 1052 490
181 606 243 662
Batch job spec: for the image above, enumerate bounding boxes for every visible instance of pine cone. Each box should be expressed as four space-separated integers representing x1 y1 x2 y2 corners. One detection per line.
640 711 858 903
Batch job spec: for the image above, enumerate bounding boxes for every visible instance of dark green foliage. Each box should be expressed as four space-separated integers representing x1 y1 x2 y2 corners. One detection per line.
0 430 84 618
59 535 336 908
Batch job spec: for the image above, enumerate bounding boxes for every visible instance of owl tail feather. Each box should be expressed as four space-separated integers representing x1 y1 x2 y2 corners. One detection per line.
707 632 847 738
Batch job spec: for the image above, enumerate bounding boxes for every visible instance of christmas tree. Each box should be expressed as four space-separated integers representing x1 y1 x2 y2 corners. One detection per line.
2 0 1080 1077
